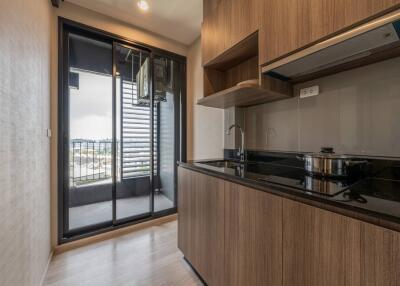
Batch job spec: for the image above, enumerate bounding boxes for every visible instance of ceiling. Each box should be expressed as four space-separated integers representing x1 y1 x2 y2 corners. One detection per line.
65 0 203 45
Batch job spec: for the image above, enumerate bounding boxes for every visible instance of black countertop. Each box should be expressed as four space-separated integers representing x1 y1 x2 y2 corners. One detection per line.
178 153 400 230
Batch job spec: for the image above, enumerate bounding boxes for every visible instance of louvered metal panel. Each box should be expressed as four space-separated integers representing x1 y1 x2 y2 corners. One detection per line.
121 80 156 178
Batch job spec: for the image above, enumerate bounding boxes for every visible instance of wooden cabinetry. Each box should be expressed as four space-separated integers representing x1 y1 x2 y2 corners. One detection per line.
178 168 400 285
224 182 282 286
360 222 400 285
259 0 312 65
259 0 400 63
282 199 400 286
282 199 361 286
177 167 225 286
178 167 282 286
202 0 400 66
202 0 258 65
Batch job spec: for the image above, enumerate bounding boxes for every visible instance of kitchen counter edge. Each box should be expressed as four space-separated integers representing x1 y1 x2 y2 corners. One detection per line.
178 161 400 232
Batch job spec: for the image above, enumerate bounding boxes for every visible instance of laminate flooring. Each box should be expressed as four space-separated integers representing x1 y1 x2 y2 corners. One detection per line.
44 220 203 286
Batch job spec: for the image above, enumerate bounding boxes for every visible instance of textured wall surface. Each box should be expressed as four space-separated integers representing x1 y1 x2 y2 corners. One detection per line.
0 0 52 285
244 57 400 157
187 38 224 160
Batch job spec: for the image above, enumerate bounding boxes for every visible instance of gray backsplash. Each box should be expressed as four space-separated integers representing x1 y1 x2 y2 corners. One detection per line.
240 56 400 157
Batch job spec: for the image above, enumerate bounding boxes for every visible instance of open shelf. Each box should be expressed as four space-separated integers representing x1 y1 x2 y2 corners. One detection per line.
200 31 293 109
204 32 259 70
197 85 290 109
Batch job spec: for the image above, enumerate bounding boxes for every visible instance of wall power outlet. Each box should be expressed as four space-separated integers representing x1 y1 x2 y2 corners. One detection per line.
300 85 319 98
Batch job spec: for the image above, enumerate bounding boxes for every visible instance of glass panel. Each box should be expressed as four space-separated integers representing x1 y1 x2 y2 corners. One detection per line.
115 44 151 220
153 56 180 212
68 34 113 230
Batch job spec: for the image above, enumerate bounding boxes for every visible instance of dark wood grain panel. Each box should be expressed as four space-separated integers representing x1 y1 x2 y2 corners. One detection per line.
361 222 400 286
202 0 259 66
179 166 400 286
204 32 258 70
177 167 192 258
282 199 361 286
224 182 282 286
259 0 400 64
259 0 310 65
177 167 225 286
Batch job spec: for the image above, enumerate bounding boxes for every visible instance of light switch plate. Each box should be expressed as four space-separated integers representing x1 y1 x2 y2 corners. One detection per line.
47 129 52 138
300 85 319 98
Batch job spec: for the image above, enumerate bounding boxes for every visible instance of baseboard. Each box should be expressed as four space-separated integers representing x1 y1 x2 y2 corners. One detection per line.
40 250 54 286
54 214 177 255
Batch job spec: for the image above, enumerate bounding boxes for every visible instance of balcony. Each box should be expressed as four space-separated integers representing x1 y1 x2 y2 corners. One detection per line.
68 139 173 230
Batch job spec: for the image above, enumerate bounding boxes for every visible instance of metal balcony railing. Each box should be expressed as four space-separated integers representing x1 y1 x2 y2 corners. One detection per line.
69 140 114 187
69 80 158 188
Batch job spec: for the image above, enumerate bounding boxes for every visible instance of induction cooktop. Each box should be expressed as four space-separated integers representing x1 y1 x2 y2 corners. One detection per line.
245 162 359 196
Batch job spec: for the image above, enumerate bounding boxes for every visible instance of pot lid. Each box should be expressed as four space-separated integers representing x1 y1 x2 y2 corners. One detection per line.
304 147 353 159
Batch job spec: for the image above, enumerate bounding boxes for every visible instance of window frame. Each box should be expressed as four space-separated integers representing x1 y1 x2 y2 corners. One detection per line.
57 17 186 244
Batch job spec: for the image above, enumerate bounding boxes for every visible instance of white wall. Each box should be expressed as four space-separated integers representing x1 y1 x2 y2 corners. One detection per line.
244 57 400 157
0 0 52 285
187 38 224 160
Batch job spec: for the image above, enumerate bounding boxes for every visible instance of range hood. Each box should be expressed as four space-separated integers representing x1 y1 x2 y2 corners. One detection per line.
262 10 400 83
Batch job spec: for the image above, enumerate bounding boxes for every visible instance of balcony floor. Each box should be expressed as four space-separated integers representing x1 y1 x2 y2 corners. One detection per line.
69 193 174 230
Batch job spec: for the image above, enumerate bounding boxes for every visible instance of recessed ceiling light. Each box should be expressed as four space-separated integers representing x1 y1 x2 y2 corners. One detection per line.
137 0 149 12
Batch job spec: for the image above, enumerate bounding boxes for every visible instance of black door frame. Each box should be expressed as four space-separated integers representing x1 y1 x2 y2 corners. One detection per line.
57 17 186 244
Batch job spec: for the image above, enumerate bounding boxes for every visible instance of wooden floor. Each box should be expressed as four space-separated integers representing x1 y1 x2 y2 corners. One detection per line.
44 220 203 286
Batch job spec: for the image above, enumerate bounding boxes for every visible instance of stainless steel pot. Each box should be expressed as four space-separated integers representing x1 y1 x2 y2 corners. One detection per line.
297 147 367 177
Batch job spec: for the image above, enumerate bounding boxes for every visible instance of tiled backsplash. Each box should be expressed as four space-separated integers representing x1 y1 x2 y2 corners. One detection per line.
242 56 400 157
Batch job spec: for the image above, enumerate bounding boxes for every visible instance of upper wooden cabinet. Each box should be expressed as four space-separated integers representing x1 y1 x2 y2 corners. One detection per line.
202 0 258 65
259 0 400 64
202 0 400 66
259 0 312 65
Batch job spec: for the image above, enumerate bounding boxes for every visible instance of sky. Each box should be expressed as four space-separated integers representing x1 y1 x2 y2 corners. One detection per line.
70 70 113 140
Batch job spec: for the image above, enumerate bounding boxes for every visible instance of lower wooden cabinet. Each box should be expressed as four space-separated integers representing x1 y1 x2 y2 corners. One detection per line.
177 167 225 285
282 199 400 286
178 168 282 286
178 167 400 286
360 222 400 286
282 199 361 286
224 182 282 286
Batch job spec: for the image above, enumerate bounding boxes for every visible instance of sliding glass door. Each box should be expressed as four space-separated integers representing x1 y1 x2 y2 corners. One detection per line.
66 33 114 232
59 22 185 242
152 55 182 213
114 43 152 222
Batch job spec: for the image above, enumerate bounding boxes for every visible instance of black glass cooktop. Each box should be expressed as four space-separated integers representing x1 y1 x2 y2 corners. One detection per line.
196 160 359 197
245 162 358 196
190 155 400 221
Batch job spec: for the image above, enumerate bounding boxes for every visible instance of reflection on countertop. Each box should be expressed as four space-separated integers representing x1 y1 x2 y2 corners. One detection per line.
180 151 400 226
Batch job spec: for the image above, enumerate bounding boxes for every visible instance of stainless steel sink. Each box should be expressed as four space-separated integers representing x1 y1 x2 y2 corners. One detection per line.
199 160 241 169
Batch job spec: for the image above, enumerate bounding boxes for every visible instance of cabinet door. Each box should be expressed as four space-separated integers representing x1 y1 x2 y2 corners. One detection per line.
177 167 192 258
224 182 283 286
227 0 258 48
177 168 225 285
360 222 400 286
282 199 361 286
309 0 400 43
260 0 400 64
202 0 259 65
259 0 311 65
201 5 225 65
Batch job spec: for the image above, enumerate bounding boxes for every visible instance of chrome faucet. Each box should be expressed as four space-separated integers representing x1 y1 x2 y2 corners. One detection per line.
226 124 245 163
